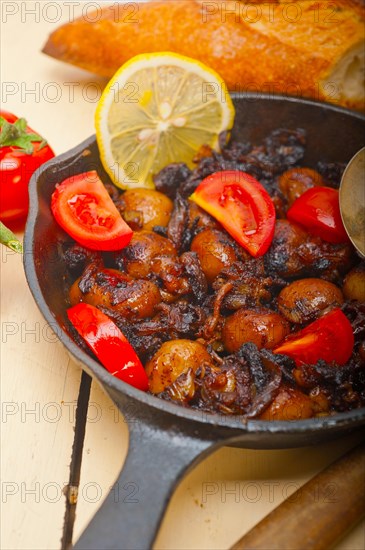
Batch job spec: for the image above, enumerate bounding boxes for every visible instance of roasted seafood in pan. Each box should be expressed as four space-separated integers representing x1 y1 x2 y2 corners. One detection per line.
60 128 365 421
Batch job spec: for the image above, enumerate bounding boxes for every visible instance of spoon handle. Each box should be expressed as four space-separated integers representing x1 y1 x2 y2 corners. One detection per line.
231 440 365 550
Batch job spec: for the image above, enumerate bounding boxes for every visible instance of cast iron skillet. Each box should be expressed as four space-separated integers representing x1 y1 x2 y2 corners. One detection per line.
24 94 365 550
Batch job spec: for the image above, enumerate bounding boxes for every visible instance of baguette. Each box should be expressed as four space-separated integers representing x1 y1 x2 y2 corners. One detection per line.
43 1 365 111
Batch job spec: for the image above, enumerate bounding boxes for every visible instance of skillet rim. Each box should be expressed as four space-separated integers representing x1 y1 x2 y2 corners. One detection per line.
24 92 365 435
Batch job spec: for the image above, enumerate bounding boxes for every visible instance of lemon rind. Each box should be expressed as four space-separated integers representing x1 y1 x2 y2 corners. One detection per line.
95 52 235 190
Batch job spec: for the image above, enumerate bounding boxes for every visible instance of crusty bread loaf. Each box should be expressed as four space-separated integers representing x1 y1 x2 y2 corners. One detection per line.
43 0 365 111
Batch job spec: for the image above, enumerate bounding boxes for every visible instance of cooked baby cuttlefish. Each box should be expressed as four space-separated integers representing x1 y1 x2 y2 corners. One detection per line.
145 339 213 394
63 127 364 420
117 188 173 230
278 278 344 324
222 308 290 353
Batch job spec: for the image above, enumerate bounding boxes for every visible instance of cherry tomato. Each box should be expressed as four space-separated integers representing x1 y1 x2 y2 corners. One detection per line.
274 308 354 366
51 170 133 251
0 111 55 223
287 186 350 244
190 171 275 257
67 303 148 390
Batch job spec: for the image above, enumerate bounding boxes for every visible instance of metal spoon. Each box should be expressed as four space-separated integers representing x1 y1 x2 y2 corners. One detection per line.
339 147 365 258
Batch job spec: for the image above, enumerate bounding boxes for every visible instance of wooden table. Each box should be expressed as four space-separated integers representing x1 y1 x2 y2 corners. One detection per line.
1 3 364 549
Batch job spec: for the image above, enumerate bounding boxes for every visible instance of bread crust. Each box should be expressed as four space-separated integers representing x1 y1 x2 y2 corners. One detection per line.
42 0 365 110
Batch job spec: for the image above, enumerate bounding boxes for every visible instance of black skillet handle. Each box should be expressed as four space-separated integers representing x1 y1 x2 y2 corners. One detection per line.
73 395 224 550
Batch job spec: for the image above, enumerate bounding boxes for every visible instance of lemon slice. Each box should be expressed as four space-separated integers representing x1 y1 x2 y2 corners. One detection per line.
95 52 235 189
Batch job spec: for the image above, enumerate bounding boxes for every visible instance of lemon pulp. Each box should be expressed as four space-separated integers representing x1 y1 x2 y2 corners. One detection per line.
95 52 235 189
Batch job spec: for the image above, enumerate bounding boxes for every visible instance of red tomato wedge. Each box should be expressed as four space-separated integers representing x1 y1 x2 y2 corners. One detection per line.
274 308 354 366
67 303 148 391
51 171 132 250
0 110 55 224
190 171 275 257
287 186 350 244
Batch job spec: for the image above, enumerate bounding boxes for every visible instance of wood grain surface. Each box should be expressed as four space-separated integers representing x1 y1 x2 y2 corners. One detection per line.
1 3 364 549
